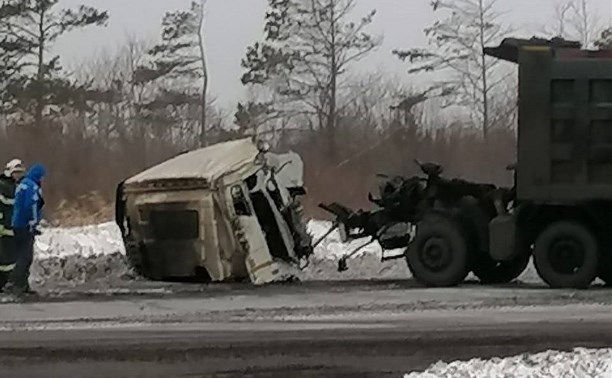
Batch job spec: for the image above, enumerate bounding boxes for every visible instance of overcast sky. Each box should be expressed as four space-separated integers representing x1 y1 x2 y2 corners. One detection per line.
53 0 612 109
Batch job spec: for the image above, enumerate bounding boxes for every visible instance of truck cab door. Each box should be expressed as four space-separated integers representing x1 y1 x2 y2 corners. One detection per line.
227 182 297 284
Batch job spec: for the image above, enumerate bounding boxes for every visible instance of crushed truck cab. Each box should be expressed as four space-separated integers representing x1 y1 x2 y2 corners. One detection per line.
115 138 313 285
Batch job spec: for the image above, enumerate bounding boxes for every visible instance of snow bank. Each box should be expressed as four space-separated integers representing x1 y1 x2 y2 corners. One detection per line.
404 348 612 378
31 223 130 288
29 219 540 287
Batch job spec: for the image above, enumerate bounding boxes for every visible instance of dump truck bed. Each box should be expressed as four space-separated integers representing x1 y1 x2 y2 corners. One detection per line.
488 38 612 203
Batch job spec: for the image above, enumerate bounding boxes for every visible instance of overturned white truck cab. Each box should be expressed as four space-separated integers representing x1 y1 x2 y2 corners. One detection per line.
115 138 314 285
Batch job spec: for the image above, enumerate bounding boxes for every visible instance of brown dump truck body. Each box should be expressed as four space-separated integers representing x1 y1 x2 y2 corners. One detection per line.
494 42 612 203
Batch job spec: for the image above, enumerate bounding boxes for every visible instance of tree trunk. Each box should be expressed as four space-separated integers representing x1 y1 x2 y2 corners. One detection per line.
35 9 45 129
327 1 338 159
197 0 209 147
200 74 207 147
478 0 489 140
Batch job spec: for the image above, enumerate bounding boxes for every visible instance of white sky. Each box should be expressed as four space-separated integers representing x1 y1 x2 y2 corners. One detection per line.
53 0 612 109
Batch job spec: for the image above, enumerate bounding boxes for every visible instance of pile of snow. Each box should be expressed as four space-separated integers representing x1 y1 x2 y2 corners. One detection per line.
404 348 612 378
31 223 130 288
302 220 412 281
28 219 540 287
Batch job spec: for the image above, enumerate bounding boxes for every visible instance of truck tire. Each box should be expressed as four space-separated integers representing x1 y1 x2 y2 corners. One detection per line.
406 214 469 287
472 253 530 284
533 221 600 289
453 197 529 284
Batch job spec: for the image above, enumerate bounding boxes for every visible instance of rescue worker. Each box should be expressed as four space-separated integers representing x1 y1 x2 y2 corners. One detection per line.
4 163 46 297
0 159 25 290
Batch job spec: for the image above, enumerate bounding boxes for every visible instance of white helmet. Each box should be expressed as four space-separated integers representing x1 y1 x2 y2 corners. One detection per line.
4 158 25 177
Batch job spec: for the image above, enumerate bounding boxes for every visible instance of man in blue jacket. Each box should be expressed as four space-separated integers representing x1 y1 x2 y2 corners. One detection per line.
4 163 46 297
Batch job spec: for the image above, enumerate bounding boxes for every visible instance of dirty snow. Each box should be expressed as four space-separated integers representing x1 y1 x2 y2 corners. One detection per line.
31 223 130 288
28 220 541 288
306 220 541 283
404 348 612 378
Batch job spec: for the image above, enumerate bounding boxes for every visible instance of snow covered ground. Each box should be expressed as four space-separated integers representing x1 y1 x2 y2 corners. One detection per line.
28 219 542 288
31 223 130 288
404 348 612 378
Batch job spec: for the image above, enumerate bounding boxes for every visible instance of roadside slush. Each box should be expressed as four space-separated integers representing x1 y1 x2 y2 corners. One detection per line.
0 294 610 378
0 283 611 328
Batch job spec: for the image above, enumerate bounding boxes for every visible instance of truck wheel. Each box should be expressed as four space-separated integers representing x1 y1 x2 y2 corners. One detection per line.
472 253 530 284
533 221 599 289
406 215 469 287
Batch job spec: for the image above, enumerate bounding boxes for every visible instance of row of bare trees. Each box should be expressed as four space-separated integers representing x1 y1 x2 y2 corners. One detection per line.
239 0 612 145
0 0 611 221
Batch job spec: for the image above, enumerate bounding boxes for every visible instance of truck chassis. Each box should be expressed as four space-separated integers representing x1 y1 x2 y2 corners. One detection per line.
318 36 612 289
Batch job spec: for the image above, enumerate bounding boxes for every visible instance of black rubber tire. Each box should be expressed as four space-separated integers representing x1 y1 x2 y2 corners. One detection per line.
533 221 600 289
406 214 470 287
472 253 530 284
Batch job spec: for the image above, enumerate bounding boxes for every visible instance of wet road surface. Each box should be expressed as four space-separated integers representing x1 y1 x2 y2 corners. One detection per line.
0 281 611 377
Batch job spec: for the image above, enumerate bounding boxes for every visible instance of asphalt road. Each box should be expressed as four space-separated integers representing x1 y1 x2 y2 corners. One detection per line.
0 282 611 377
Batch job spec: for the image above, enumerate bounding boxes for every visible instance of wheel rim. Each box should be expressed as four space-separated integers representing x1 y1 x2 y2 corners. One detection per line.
548 238 585 275
420 237 452 272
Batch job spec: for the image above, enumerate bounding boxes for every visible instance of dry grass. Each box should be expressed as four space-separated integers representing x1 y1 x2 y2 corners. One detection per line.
40 125 516 226
53 192 114 227
297 125 516 219
0 96 516 227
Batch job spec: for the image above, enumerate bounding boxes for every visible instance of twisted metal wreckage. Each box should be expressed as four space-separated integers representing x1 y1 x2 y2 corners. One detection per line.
115 138 314 285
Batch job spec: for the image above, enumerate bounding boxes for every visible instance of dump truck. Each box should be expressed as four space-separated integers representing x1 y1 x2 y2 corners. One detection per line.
115 138 313 285
320 37 612 289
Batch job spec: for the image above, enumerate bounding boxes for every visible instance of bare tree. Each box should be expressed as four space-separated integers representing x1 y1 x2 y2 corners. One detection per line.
393 0 512 140
135 0 209 146
544 0 601 47
241 0 381 158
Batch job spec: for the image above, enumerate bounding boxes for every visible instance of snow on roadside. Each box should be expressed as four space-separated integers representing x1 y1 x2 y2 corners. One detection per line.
31 223 130 288
28 219 540 287
36 222 124 259
303 220 411 281
404 348 612 378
